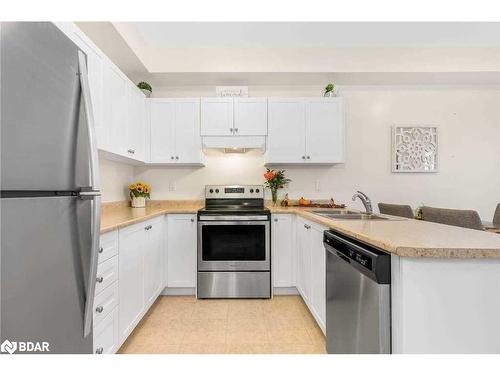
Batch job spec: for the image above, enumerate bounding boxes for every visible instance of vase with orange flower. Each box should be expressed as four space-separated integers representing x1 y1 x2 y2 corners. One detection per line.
128 181 151 208
263 168 291 206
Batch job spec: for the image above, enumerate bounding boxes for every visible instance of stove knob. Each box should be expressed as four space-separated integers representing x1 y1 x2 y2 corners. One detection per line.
250 189 254 193
209 189 214 194
255 188 260 193
215 189 219 193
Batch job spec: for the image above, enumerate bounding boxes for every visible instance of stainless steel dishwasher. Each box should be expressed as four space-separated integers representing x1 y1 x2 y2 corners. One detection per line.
324 230 391 354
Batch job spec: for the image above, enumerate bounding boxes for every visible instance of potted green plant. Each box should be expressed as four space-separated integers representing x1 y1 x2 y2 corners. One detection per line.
264 169 291 206
137 81 152 98
324 83 335 97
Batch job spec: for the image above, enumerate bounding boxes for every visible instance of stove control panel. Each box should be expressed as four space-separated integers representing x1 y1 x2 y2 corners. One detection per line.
205 185 264 199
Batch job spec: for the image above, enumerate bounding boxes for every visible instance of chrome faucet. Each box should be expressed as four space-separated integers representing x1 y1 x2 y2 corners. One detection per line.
352 191 373 214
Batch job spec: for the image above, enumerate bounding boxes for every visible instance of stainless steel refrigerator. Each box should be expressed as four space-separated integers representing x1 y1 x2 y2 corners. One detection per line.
1 22 101 354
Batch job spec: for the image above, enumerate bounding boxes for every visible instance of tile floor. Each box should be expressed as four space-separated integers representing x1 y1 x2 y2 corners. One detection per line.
118 295 327 354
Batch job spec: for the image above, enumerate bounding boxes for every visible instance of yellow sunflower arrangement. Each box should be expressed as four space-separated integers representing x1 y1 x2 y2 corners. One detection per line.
128 181 152 200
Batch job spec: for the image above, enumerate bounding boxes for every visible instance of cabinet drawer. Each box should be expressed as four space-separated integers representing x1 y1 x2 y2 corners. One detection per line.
93 307 119 354
99 230 118 264
95 256 118 295
93 281 119 327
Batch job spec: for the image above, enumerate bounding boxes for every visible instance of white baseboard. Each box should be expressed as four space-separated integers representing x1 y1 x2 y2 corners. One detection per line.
273 287 299 295
161 287 196 296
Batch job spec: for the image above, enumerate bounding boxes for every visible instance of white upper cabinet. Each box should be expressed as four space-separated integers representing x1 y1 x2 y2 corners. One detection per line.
305 98 344 163
267 97 344 164
102 63 128 157
126 86 146 161
267 98 306 163
149 99 203 165
200 98 233 136
233 97 268 136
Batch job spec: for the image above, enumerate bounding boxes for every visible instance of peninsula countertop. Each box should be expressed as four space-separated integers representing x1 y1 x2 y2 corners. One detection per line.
100 200 500 259
268 205 500 259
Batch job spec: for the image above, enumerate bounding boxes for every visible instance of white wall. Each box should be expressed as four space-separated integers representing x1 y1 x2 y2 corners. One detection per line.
108 85 500 219
99 158 134 202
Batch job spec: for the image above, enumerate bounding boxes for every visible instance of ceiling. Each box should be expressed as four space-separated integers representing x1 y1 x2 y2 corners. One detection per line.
130 22 500 48
77 22 500 86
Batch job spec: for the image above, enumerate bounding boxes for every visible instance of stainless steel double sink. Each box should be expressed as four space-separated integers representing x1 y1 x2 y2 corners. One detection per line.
310 210 401 221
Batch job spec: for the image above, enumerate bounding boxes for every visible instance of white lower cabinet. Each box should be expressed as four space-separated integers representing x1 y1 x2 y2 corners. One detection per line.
167 214 197 288
295 217 327 333
143 217 164 309
118 222 145 342
272 214 295 288
93 307 119 354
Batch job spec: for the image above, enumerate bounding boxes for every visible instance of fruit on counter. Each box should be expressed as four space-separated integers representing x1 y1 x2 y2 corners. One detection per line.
298 197 311 206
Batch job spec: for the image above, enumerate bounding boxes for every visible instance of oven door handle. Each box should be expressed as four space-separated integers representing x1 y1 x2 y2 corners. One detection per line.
198 215 269 221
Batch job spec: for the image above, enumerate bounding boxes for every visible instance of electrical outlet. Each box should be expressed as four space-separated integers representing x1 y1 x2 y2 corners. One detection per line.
168 182 176 191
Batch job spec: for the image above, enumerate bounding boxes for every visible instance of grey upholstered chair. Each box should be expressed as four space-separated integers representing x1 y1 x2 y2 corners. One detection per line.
494 204 500 226
378 203 414 219
421 206 483 230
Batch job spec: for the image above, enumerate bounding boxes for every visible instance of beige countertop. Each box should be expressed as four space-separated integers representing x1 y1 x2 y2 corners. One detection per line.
100 200 203 234
100 200 500 259
268 205 500 259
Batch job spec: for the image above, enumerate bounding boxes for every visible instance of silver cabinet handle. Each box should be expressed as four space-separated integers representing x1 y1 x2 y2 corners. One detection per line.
96 276 104 283
230 128 234 133
95 347 103 354
171 156 174 160
175 156 179 160
304 224 311 229
98 247 103 254
127 149 135 154
306 156 310 159
274 218 278 222
95 306 104 313
145 225 152 230
190 218 195 222
234 128 238 132
301 156 306 159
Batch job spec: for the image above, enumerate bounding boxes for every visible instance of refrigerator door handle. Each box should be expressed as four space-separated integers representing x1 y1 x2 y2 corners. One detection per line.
78 50 101 337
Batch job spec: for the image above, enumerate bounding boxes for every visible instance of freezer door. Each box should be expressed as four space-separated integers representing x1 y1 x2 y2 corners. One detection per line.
1 197 94 353
0 22 90 191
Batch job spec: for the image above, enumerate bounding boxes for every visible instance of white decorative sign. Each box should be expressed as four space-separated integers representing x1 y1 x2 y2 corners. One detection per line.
392 126 438 173
216 86 249 97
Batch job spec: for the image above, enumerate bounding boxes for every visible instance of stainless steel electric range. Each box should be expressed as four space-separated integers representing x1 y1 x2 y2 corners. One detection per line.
197 185 271 299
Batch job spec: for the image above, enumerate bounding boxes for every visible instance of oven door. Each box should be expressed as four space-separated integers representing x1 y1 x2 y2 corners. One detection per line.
198 219 270 271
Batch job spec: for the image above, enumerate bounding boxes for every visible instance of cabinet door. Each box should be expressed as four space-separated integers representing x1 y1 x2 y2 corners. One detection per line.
310 225 326 332
200 97 233 136
234 97 268 136
118 223 145 341
143 218 163 308
174 99 202 163
267 98 306 163
272 214 295 288
126 86 146 161
167 214 197 288
296 218 311 303
103 63 128 156
149 101 176 163
305 98 344 163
